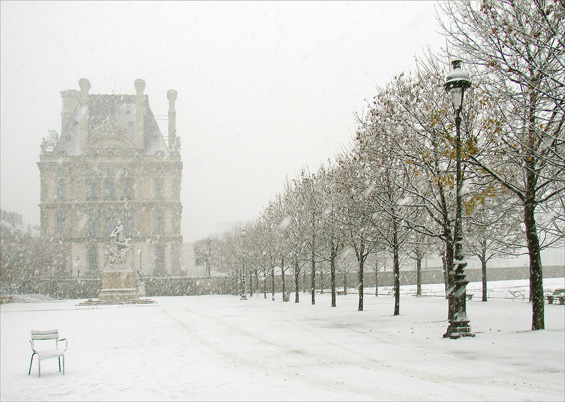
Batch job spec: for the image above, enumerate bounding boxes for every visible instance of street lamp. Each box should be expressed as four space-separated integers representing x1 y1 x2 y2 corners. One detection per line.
240 229 247 300
443 59 474 339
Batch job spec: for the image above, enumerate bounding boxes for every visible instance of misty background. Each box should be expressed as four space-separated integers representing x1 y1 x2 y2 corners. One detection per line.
1 1 447 242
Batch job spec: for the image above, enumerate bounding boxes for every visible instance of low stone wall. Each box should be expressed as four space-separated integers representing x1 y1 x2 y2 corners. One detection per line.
18 278 101 300
144 276 236 296
8 265 564 299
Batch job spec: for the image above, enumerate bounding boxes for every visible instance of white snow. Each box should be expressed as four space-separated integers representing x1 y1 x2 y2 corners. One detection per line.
2 278 564 401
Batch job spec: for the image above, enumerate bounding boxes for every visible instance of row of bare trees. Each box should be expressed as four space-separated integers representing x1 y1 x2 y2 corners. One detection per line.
195 0 564 331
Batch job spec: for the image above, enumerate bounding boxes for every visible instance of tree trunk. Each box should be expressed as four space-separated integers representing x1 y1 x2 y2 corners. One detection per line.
281 258 287 302
358 256 365 311
373 256 380 297
249 270 254 297
294 262 300 303
481 255 488 302
319 265 324 294
525 198 544 330
311 224 316 305
271 267 275 301
393 245 400 316
416 256 422 297
311 260 316 305
343 272 347 295
330 248 336 308
525 73 545 330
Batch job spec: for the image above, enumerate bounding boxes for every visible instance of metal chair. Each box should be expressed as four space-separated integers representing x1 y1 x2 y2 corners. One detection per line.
29 329 67 377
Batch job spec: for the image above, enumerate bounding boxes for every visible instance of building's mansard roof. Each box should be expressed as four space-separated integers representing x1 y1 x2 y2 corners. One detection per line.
51 93 169 156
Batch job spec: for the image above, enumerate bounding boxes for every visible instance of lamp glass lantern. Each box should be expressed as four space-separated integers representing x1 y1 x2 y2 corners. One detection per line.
444 59 471 109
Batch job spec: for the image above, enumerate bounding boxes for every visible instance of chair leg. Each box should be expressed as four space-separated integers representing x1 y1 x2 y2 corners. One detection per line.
28 354 35 375
38 359 41 378
58 357 61 372
62 356 65 375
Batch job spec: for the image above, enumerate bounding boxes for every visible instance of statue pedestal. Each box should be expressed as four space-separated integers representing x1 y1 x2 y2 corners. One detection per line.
79 264 154 306
78 226 155 306
98 264 139 302
138 282 146 297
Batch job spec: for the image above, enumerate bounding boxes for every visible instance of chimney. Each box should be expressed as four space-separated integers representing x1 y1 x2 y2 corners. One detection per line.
134 79 146 150
167 89 177 152
78 78 91 150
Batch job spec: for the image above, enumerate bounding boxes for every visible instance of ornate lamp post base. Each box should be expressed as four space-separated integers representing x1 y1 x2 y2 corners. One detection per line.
443 273 475 339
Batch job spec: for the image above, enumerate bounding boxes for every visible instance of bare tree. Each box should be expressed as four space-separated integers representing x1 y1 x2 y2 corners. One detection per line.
294 169 325 305
464 190 523 301
316 163 346 307
334 154 380 312
439 0 565 330
194 236 215 277
355 98 417 316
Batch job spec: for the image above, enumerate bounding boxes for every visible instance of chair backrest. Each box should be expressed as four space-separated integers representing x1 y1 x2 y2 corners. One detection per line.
31 330 59 341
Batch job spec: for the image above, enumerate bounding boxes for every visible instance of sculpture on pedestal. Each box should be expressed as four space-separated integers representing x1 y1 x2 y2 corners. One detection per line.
78 222 154 306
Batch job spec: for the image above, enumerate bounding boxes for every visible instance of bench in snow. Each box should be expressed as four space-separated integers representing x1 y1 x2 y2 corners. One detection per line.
29 329 67 377
546 289 565 304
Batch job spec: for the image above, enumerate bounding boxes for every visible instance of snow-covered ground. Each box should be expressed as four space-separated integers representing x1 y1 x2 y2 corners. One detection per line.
1 278 564 401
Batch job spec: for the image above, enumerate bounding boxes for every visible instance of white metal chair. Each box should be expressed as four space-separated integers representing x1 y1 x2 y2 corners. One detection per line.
29 329 67 377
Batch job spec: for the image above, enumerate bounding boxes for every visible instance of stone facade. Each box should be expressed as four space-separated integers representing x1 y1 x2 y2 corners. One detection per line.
38 79 183 277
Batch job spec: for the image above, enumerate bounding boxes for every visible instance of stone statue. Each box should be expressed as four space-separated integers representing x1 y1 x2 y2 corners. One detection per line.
110 221 126 244
173 136 181 154
106 221 130 264
40 129 59 153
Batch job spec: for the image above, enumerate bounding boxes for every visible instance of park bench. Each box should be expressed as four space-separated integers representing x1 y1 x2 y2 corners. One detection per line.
466 293 473 301
506 289 526 301
29 329 67 377
546 289 565 304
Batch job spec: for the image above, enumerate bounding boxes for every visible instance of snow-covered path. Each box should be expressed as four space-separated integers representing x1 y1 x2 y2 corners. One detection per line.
2 279 564 401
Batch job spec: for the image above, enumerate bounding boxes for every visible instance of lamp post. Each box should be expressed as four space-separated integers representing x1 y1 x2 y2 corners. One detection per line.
443 59 474 339
240 229 247 300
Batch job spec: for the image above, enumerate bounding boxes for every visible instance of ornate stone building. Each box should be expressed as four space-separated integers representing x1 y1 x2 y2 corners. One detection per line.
38 78 183 277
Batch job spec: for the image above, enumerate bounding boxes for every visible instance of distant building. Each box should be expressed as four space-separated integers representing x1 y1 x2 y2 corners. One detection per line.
37 78 183 277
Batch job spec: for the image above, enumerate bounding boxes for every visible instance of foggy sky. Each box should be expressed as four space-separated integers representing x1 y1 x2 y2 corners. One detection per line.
1 1 447 242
